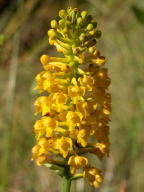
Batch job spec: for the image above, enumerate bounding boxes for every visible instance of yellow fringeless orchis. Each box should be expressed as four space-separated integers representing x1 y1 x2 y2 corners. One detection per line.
32 7 111 188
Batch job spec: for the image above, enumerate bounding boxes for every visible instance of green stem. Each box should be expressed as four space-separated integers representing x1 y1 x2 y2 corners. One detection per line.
62 175 71 192
61 166 71 192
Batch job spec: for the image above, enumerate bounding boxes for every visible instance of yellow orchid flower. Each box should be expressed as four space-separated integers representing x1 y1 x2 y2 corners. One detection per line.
68 155 88 174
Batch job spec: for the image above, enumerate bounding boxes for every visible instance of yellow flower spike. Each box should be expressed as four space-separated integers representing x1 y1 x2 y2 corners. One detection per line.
32 7 111 191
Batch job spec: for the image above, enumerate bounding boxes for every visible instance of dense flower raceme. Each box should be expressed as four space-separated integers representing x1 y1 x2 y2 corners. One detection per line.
32 7 111 188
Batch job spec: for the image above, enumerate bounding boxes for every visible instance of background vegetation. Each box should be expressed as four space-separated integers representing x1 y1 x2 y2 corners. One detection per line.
0 0 144 191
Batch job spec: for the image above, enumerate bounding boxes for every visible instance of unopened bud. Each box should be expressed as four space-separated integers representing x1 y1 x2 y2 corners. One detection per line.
87 24 93 31
59 9 67 18
48 29 57 39
79 33 85 41
89 30 96 36
95 30 102 38
59 19 65 27
40 55 49 65
81 11 88 19
77 17 83 25
92 21 97 28
51 20 58 28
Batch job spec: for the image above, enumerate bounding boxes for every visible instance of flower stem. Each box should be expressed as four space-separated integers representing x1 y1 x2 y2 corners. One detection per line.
61 166 71 192
61 175 71 192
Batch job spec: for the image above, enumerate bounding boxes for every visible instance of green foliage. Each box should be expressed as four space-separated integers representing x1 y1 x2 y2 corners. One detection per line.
131 5 144 24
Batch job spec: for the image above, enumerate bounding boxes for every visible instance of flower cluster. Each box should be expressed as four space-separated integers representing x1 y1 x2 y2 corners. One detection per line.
32 7 111 188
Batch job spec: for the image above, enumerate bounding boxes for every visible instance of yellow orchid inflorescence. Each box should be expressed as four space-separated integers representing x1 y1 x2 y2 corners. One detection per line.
32 7 111 189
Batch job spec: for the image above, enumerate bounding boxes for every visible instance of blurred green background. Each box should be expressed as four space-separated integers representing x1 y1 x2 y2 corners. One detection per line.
0 0 144 191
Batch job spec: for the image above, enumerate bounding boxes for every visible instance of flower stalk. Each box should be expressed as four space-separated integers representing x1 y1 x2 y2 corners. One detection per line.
62 176 71 192
31 7 111 191
61 166 72 192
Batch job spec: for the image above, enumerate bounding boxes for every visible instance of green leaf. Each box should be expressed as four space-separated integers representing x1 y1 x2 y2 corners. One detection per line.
131 5 144 24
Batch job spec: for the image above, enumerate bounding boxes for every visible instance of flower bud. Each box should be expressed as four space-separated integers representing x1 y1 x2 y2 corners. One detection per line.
40 55 49 65
47 29 57 39
92 21 97 28
59 9 66 18
59 19 65 27
95 30 102 38
81 11 88 18
89 30 96 35
51 20 58 28
77 17 83 25
87 23 94 31
79 33 85 41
